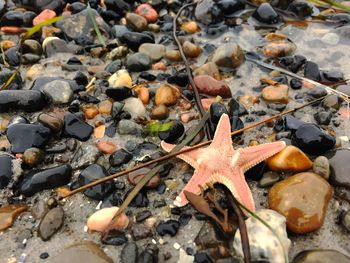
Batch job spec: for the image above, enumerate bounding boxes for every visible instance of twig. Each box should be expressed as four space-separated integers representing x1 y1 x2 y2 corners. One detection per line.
61 95 330 199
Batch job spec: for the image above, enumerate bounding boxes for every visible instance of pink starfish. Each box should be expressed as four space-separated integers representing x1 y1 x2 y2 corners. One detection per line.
161 114 286 211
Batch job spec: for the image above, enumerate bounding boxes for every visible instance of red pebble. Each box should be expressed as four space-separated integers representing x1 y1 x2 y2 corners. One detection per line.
0 26 24 34
135 4 158 23
33 9 56 26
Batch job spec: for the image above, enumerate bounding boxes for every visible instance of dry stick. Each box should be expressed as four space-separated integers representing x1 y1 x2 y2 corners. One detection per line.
62 95 329 199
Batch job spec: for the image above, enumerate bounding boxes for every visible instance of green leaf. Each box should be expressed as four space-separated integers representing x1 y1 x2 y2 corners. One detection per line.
145 121 174 133
1 69 19 90
87 3 106 47
25 16 63 37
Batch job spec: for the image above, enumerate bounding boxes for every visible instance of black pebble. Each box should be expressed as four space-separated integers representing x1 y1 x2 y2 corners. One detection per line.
156 220 180 237
63 113 93 141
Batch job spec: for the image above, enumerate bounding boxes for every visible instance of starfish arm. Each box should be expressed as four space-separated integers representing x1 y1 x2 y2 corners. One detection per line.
237 141 286 172
209 114 234 156
161 141 203 169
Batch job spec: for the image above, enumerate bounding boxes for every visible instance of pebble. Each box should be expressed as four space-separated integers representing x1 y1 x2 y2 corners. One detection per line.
139 244 159 262
193 62 221 80
314 111 332 125
77 164 115 200
33 9 56 25
165 50 182 61
120 31 154 52
50 241 113 263
23 147 43 167
312 156 330 180
263 40 296 58
127 52 152 72
135 86 150 104
139 43 165 61
135 4 158 23
42 80 73 105
97 141 117 154
20 165 72 197
102 229 128 246
126 13 147 32
151 105 169 120
195 0 215 25
38 207 64 241
0 90 47 113
329 149 350 188
209 43 244 68
155 85 180 106
292 124 336 155
252 3 281 24
63 113 93 141
269 172 332 233
182 41 202 58
304 61 321 81
126 189 149 207
118 119 143 135
106 86 133 101
181 21 199 34
123 97 147 119
267 145 313 172
38 113 64 133
233 209 290 263
87 207 129 232
158 121 185 143
31 200 48 220
108 69 132 88
193 75 231 98
259 171 280 187
292 249 350 263
0 154 12 189
7 123 51 153
43 38 72 57
194 252 213 263
71 144 100 169
0 204 28 231
262 84 289 104
131 223 153 241
128 167 160 189
109 149 133 167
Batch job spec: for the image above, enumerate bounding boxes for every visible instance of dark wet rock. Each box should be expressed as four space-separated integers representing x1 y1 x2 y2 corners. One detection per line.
284 115 305 132
156 220 180 237
50 241 113 263
23 11 36 26
0 0 5 16
120 32 154 52
71 144 100 169
68 2 86 13
290 78 302 90
0 90 47 113
304 61 321 81
288 1 313 18
63 113 93 141
228 98 248 117
44 38 72 57
56 9 110 46
4 47 20 66
210 102 228 124
0 11 24 27
292 249 350 263
329 149 350 188
22 39 42 56
131 223 153 241
314 111 332 125
322 70 344 82
0 155 12 189
194 221 226 248
179 213 192 226
7 123 51 153
139 244 159 263
158 121 185 143
252 3 281 25
292 124 335 155
217 0 245 17
20 165 72 197
136 210 152 223
23 147 44 167
106 87 133 101
77 164 115 200
194 252 213 263
153 199 166 208
127 53 152 72
109 149 132 167
279 55 306 73
111 25 130 39
38 207 64 241
126 189 149 207
341 210 350 232
42 80 73 105
104 0 130 15
39 252 49 259
38 113 64 133
31 77 62 91
102 191 124 208
121 242 138 263
102 230 128 246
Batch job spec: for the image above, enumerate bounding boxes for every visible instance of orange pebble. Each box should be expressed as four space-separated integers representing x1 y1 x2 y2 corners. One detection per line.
152 61 167 71
96 141 117 154
33 9 56 25
1 26 24 34
98 100 112 115
94 125 105 139
135 86 150 104
82 104 99 119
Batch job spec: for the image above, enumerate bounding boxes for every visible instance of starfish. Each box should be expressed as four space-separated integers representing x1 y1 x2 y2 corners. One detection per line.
161 114 286 211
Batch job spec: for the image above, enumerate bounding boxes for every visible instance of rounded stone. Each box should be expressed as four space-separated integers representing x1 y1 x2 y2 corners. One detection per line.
312 156 330 180
209 43 244 68
42 80 73 105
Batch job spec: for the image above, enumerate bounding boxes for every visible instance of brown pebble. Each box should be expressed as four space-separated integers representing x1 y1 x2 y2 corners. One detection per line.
165 50 182 62
151 104 169 120
82 104 99 119
182 41 202 58
38 113 64 133
96 141 117 154
135 86 150 104
98 100 112 115
155 85 180 106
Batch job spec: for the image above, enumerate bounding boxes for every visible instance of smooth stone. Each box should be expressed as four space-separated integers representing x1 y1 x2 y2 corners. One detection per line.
0 90 47 113
252 3 282 24
131 223 153 241
158 121 185 143
304 61 321 81
96 141 117 154
292 124 335 155
23 147 44 167
126 12 147 31
122 97 147 119
263 40 296 58
217 0 245 17
267 145 313 172
284 115 305 132
135 4 158 22
121 242 138 263
117 119 143 135
33 9 56 25
156 220 180 237
210 102 228 124
120 32 154 52
341 210 350 232
313 156 330 180
139 244 159 262
50 241 113 263
193 75 232 98
155 85 180 106
43 38 72 57
182 41 202 58
292 249 350 263
262 84 289 104
31 199 48 220
22 39 43 56
269 172 332 234
42 80 73 105
125 189 149 207
0 204 28 231
102 230 128 246
126 52 152 72
77 164 115 200
233 209 290 263
314 111 332 125
259 171 280 187
329 149 350 188
138 43 165 61
20 165 72 197
63 113 93 141
151 104 169 120
56 9 110 46
7 123 51 153
38 113 64 133
279 55 306 73
87 207 129 232
38 207 64 241
0 10 24 27
109 149 132 167
106 86 132 101
0 154 12 189
193 62 221 80
127 167 160 189
71 144 100 169
135 210 152 223
209 43 244 68
108 69 132 88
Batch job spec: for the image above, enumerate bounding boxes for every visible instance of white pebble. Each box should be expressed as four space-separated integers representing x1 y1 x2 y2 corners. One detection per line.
173 242 181 250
